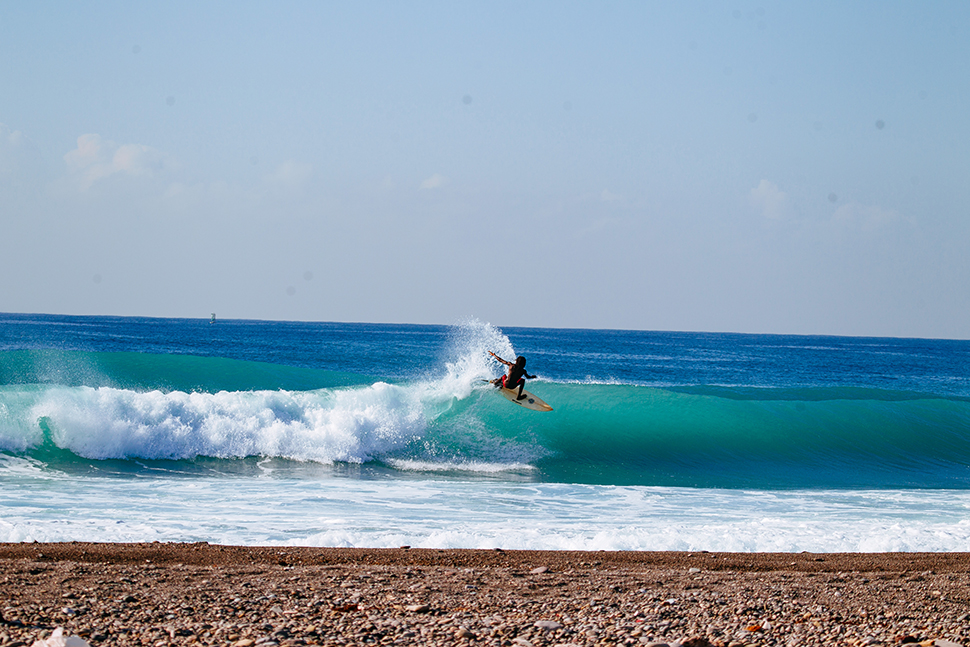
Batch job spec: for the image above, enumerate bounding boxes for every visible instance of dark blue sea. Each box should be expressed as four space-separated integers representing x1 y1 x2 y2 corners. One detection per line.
2 313 969 551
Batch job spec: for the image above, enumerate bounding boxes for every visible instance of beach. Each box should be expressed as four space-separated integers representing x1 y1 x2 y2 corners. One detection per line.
2 544 967 647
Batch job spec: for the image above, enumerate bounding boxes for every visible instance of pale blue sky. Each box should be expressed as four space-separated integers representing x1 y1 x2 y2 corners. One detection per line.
2 2 968 337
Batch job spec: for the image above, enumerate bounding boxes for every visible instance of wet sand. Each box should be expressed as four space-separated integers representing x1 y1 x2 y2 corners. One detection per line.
1 544 967 647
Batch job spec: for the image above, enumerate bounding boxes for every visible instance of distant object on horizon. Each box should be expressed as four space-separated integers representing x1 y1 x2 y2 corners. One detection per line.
210 313 216 324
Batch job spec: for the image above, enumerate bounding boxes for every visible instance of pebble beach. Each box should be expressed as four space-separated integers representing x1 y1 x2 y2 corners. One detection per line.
1 544 967 647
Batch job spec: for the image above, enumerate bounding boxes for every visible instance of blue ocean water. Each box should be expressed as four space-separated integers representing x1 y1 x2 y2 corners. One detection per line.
2 313 969 551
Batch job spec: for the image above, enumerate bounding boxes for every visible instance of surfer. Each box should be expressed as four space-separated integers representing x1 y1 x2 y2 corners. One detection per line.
489 351 536 400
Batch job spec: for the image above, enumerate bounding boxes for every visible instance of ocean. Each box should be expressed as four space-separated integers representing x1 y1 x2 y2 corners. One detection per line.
2 313 969 552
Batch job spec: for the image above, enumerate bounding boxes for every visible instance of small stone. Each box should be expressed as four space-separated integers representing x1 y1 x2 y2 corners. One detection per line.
233 640 255 647
688 567 701 573
534 620 562 631
530 566 550 574
456 627 476 639
680 636 714 647
681 638 715 647
405 604 430 613
512 639 534 647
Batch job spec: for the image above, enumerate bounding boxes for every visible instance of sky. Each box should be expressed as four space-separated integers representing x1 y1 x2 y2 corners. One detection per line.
1 2 968 338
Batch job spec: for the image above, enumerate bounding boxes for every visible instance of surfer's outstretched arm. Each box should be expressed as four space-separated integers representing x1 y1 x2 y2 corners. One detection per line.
488 351 513 366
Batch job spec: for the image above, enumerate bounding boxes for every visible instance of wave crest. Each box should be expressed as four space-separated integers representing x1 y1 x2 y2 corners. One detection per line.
28 383 425 462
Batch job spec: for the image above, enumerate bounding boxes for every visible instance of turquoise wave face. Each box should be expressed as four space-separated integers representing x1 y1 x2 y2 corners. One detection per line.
3 349 970 489
461 383 970 488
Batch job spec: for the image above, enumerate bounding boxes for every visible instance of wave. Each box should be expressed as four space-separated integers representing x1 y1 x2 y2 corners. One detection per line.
2 324 970 489
524 382 970 488
0 320 538 469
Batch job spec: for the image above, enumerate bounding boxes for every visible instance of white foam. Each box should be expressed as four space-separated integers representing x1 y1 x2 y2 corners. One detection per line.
386 458 536 474
3 469 970 552
23 382 426 463
0 386 48 451
0 454 52 477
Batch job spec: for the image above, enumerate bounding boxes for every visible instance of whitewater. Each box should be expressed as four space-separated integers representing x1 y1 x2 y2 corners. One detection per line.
2 313 969 551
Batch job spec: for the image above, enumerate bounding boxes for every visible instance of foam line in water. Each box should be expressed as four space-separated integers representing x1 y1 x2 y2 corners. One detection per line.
3 471 969 552
385 458 537 474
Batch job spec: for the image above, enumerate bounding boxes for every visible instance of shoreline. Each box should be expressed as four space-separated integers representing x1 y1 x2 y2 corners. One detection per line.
2 544 967 647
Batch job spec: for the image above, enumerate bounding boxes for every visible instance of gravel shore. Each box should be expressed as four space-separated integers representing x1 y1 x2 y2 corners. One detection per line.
2 544 967 647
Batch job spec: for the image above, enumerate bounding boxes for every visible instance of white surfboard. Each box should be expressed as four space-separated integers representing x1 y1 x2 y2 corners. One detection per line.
496 386 553 412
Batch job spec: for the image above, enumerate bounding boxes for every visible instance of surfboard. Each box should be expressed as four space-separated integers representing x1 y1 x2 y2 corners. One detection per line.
496 386 553 412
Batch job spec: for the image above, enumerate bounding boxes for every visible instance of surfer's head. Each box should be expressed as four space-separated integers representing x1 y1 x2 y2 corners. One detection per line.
515 356 526 367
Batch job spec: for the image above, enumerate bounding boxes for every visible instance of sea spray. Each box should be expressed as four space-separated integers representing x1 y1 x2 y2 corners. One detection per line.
431 317 517 400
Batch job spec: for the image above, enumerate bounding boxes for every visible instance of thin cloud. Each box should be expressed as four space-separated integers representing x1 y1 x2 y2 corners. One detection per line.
264 160 313 189
831 202 911 235
0 124 29 173
600 189 622 203
420 173 447 190
749 179 790 220
63 134 171 189
0 123 46 187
